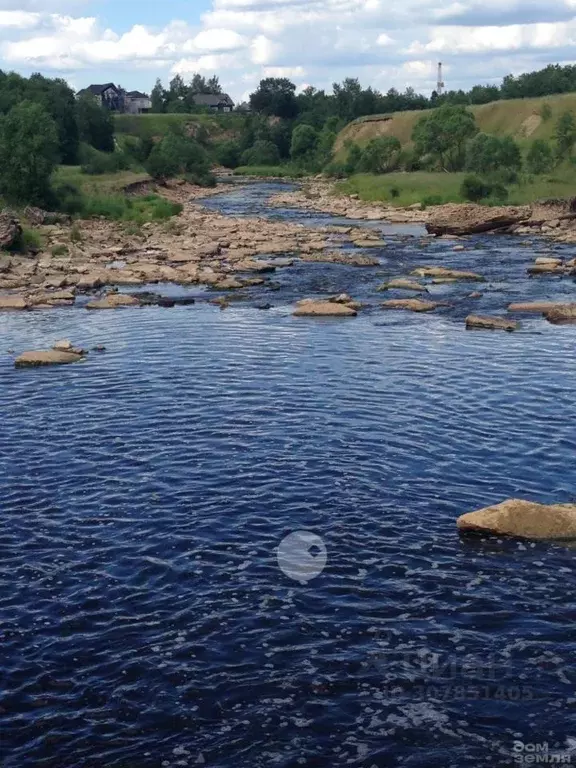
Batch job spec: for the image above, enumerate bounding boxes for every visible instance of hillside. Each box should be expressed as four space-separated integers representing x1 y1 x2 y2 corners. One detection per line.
114 112 248 143
335 92 576 155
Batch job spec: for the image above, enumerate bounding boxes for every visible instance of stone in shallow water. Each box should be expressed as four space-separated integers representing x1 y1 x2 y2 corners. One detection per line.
457 499 576 540
85 294 140 310
508 301 566 314
293 299 357 317
378 279 428 292
381 298 440 312
15 350 83 368
465 314 518 332
543 304 576 324
0 295 27 310
411 266 484 281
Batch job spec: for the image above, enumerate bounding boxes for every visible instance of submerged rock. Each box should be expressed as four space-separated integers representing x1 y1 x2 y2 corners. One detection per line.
527 263 566 275
457 498 576 540
411 266 484 281
508 301 565 313
352 239 387 248
299 251 379 267
378 279 428 292
86 293 140 310
15 349 84 368
293 299 357 317
381 298 441 312
465 314 518 332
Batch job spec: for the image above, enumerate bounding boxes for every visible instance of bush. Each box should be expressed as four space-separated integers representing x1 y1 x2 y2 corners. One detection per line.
121 135 154 163
70 223 83 243
526 139 554 174
324 162 348 179
465 133 522 174
9 227 43 253
215 140 242 169
461 174 508 203
51 244 68 256
540 103 553 122
82 193 182 223
422 195 443 207
240 140 281 166
146 130 212 183
79 144 130 175
389 186 401 199
53 182 86 215
344 142 363 174
398 148 422 172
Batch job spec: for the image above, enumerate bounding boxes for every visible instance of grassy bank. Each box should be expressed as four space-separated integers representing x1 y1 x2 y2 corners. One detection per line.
52 166 181 223
335 167 576 206
335 92 576 157
233 165 307 178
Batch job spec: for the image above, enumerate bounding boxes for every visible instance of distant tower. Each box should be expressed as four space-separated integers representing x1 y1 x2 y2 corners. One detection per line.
437 62 445 96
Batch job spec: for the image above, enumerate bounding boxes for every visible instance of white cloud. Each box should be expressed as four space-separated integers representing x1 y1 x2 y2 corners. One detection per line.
0 0 575 101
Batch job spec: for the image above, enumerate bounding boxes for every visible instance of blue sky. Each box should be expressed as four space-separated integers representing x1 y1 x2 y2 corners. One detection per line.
2 0 576 101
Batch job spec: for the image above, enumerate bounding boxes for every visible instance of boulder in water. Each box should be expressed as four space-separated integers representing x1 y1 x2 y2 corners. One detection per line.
0 295 27 310
457 499 576 540
15 349 84 368
86 293 140 310
378 279 428 292
465 314 518 332
543 304 576 324
381 298 441 312
293 299 357 317
411 266 484 281
426 204 531 236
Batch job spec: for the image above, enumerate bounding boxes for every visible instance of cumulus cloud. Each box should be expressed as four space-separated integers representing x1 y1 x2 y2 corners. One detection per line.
0 0 575 98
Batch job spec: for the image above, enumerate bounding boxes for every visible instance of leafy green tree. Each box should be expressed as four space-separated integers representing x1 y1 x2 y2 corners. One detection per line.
206 75 222 95
249 78 299 119
151 78 165 113
344 141 363 174
465 133 522 173
240 140 281 166
358 136 401 173
526 139 554 174
76 93 114 152
412 105 478 170
290 124 319 162
555 110 576 157
0 100 59 205
460 175 508 203
146 130 212 184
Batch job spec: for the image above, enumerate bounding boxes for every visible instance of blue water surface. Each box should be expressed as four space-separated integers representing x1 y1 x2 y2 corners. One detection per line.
1 182 575 768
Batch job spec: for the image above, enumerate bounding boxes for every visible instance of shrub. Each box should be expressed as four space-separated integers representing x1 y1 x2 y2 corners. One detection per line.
51 244 68 256
70 223 83 243
324 161 348 179
79 143 130 175
398 148 422 172
422 195 443 207
465 133 522 174
53 182 86 215
146 131 212 183
460 174 508 203
526 139 554 174
389 186 401 199
344 142 363 174
215 140 242 169
240 140 281 166
9 227 43 253
540 103 553 122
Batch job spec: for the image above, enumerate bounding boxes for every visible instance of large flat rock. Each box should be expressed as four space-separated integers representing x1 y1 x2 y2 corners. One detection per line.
457 499 576 540
465 314 519 331
15 350 83 368
293 299 357 317
426 204 531 236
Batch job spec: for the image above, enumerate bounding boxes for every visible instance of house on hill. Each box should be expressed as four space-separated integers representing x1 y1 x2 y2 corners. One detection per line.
77 83 123 111
193 93 235 112
125 90 152 114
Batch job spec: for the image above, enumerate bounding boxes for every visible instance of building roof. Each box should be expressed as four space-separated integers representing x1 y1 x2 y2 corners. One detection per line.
79 83 118 96
126 90 150 99
193 93 234 107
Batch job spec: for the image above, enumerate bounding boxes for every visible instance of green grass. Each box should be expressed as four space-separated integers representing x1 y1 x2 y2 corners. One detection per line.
54 166 150 195
82 193 182 224
233 165 308 178
336 172 466 206
335 166 576 206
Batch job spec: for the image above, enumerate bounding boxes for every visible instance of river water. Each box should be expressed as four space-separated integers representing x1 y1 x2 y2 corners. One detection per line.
1 182 575 767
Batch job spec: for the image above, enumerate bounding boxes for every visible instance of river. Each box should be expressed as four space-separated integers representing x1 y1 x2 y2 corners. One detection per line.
1 182 575 767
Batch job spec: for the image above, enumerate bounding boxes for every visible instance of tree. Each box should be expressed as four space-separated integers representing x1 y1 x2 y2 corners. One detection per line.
206 75 222 95
412 105 478 170
76 93 114 152
151 78 165 113
250 78 299 119
0 100 59 205
358 136 401 173
290 124 319 162
526 139 554 174
555 110 576 158
465 133 522 173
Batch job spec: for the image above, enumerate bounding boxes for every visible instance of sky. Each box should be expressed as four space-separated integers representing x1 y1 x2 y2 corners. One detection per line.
2 0 576 101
